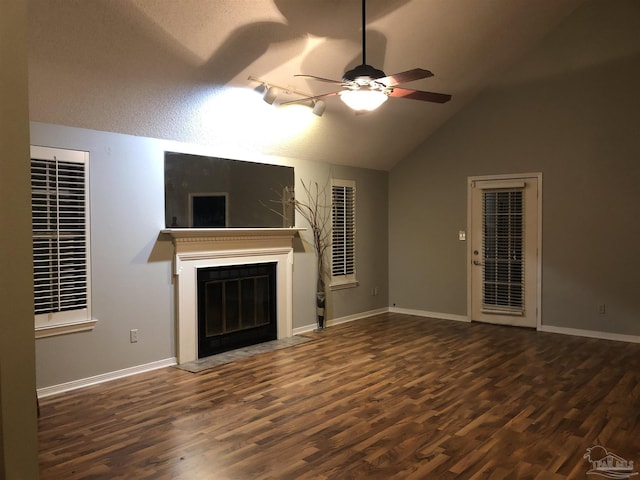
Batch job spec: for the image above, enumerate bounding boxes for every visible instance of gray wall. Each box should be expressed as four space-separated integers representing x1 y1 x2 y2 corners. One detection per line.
31 122 388 389
389 0 640 336
330 165 389 319
32 124 175 388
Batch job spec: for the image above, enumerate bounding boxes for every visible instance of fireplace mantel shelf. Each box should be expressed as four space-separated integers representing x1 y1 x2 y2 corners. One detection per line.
161 227 304 241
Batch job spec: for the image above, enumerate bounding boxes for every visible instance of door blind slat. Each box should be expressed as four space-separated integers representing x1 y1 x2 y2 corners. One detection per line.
482 189 525 313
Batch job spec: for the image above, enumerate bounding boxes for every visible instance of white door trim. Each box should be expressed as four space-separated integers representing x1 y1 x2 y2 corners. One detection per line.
466 172 543 329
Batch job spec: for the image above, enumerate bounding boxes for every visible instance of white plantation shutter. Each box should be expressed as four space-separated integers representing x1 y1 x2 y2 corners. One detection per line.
31 146 93 335
332 180 356 282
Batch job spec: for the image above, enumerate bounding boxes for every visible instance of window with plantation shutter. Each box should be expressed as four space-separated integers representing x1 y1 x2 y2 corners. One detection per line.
31 146 95 337
331 179 357 287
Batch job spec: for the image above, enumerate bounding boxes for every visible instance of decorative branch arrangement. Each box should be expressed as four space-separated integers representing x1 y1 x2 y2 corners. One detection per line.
266 180 332 330
290 180 331 292
299 180 332 330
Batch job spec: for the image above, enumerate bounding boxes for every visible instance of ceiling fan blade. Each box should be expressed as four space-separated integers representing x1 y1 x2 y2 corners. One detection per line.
377 68 434 87
279 91 340 106
389 87 452 104
294 74 344 85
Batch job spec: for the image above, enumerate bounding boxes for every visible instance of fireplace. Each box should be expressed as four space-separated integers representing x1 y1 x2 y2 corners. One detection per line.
197 262 277 357
162 228 301 364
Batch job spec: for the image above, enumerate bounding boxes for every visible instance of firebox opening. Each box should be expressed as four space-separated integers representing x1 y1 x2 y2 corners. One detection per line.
197 262 277 358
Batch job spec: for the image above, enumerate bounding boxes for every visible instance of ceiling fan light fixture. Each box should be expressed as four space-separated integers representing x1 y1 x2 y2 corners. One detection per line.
339 88 388 112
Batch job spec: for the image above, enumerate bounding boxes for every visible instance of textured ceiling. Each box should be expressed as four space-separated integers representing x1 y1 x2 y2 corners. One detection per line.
28 0 584 170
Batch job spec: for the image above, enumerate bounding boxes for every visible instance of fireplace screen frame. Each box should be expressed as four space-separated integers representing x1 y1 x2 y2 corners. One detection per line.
196 262 277 357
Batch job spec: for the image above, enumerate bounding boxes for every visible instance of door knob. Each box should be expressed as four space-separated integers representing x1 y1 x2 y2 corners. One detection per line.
473 260 482 266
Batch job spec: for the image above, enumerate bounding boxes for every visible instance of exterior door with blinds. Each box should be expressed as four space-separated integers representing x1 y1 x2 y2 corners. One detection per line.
469 175 540 328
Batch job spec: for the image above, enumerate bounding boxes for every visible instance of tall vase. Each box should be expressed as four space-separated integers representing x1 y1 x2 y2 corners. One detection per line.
315 290 326 331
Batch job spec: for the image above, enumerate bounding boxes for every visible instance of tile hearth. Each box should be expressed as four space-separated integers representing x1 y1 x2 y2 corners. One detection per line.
174 335 314 373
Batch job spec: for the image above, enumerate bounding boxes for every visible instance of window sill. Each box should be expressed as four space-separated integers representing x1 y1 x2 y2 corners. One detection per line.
35 319 98 338
330 280 359 291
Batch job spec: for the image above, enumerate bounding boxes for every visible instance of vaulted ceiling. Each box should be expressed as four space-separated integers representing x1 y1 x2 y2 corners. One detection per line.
29 0 584 170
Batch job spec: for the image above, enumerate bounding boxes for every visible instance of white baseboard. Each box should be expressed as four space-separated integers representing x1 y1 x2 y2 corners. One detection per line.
293 307 390 335
389 308 640 344
37 357 177 399
538 325 640 344
389 307 470 323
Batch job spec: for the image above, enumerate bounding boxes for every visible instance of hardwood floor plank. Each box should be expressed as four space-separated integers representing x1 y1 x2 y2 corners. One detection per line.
39 313 640 479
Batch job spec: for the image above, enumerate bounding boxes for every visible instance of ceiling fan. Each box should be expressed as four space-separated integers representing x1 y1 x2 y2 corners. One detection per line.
284 0 452 112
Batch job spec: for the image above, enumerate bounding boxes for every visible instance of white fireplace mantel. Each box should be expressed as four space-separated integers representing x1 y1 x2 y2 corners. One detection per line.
162 227 303 239
162 228 303 364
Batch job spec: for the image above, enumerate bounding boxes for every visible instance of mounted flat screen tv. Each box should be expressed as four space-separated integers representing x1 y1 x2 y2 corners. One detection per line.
164 152 294 228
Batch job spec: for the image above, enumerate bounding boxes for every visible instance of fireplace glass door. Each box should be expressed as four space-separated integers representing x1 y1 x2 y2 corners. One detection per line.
197 263 277 357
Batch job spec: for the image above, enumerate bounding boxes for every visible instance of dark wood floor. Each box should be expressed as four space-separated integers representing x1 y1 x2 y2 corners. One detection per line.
39 313 640 479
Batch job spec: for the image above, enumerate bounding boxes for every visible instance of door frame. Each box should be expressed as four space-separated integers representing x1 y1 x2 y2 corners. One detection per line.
466 172 543 329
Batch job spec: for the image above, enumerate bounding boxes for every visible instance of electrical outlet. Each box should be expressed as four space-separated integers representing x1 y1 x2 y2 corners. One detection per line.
130 329 138 343
598 304 606 314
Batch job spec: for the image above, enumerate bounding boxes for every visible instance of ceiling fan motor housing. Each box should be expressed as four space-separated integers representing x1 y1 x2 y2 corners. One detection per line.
343 64 387 83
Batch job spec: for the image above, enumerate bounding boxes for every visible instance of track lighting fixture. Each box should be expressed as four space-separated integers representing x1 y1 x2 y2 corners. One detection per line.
312 100 326 117
263 86 280 105
248 76 324 117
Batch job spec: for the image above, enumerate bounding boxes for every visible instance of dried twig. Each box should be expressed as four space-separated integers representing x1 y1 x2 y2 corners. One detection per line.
263 179 332 292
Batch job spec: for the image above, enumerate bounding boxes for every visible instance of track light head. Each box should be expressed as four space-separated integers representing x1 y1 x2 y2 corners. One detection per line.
263 86 280 105
312 100 326 117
